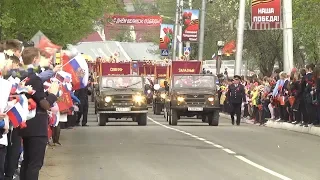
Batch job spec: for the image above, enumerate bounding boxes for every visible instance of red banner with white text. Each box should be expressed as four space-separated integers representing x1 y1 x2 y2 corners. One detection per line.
251 0 281 30
139 65 155 75
155 66 168 78
171 61 201 75
101 63 131 75
110 15 162 26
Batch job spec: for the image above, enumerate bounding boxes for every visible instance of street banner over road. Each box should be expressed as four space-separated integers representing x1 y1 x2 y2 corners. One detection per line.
101 63 131 75
110 15 162 26
182 9 200 42
251 0 281 30
171 61 201 74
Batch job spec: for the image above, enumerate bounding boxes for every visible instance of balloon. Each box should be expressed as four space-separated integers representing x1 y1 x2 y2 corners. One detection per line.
160 79 165 87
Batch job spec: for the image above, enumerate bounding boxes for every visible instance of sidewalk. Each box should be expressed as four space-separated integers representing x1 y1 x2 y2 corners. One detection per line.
220 113 320 137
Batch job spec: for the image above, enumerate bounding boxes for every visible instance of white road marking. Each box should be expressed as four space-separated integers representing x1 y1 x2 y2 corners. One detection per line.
196 137 206 141
213 144 223 148
148 117 292 180
203 140 214 145
223 148 236 154
235 155 292 180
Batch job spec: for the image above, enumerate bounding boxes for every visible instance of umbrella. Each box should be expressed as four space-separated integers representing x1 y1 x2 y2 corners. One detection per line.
81 54 93 62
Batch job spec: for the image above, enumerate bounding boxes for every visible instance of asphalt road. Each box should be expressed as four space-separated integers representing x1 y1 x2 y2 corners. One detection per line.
40 105 320 180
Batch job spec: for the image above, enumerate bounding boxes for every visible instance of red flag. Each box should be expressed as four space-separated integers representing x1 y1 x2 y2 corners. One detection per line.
56 85 73 112
222 40 236 56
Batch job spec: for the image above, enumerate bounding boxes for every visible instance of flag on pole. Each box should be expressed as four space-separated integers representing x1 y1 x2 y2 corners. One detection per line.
62 54 89 90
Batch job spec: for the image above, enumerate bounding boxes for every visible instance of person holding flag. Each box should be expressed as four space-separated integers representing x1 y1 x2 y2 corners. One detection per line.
18 47 59 180
61 53 90 126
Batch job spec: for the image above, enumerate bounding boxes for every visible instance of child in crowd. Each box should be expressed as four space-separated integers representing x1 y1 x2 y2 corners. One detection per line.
18 47 59 180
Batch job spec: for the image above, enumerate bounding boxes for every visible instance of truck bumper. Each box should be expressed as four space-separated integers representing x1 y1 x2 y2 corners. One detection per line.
97 107 148 114
170 106 220 111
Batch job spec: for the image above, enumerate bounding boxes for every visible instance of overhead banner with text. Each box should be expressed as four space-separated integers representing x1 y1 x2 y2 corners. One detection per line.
101 63 131 75
110 15 162 26
171 61 201 75
251 0 281 30
182 10 200 42
159 24 174 50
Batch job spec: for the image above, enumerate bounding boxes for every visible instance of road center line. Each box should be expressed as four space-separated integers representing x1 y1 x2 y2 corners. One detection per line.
148 117 292 180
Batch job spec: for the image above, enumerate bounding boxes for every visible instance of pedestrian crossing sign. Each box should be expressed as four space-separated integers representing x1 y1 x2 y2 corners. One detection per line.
184 47 191 56
161 50 169 56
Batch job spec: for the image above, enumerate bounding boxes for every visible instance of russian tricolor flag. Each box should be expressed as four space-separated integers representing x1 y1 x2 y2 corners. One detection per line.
7 103 24 128
62 54 88 90
49 111 60 127
55 73 65 83
43 81 51 92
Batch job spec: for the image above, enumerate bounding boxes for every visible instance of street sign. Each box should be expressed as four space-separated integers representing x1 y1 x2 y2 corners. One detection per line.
161 49 169 56
184 47 191 56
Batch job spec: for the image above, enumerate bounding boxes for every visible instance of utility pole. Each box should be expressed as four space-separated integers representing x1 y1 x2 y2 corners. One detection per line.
234 0 246 75
178 0 184 58
185 0 192 60
198 0 206 62
172 0 180 62
283 0 294 73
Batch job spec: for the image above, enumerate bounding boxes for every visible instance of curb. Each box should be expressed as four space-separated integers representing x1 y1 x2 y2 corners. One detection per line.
219 113 255 124
220 113 320 137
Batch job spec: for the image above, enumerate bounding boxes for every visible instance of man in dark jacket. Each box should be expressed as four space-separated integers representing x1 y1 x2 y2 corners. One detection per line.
18 47 58 180
227 75 246 126
75 85 91 126
303 63 316 126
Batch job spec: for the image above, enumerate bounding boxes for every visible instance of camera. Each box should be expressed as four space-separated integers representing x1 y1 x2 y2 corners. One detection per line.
208 0 213 3
23 41 35 47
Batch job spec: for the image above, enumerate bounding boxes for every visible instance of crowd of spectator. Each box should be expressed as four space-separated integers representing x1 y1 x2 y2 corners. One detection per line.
219 64 320 127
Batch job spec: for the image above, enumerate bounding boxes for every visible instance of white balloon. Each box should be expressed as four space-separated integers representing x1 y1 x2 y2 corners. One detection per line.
70 48 79 57
154 84 160 90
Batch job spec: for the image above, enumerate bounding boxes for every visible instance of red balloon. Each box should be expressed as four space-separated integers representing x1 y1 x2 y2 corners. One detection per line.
184 19 191 26
183 12 188 18
164 36 170 44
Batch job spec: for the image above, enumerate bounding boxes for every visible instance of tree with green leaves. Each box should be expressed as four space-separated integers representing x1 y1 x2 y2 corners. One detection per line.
155 0 319 75
0 0 124 45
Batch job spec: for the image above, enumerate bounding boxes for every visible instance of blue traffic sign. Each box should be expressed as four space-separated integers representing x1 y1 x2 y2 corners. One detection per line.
183 47 191 56
184 47 191 52
161 49 169 56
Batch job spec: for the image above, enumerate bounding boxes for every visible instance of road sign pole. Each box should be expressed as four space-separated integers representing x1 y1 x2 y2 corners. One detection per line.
172 0 180 62
178 0 184 59
186 0 192 60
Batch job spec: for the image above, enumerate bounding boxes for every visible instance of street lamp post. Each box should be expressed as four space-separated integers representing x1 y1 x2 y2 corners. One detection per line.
283 0 294 73
234 0 246 75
